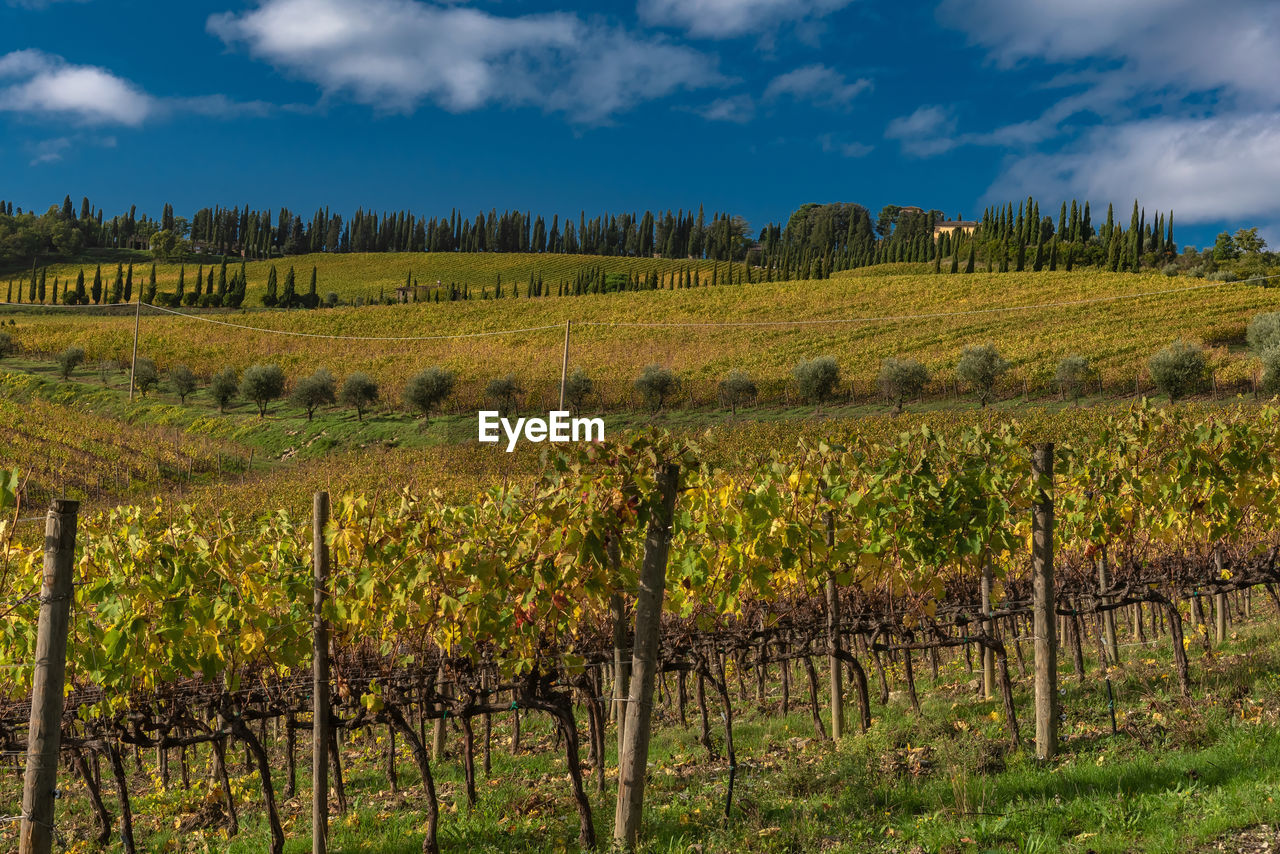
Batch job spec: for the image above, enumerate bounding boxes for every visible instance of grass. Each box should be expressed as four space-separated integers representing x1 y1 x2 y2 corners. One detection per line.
8 609 1280 853
3 264 1277 415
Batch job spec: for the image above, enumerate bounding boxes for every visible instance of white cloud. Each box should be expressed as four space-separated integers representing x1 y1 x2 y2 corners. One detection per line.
26 135 70 164
937 0 1280 107
696 94 755 123
884 105 957 156
986 114 1280 224
763 64 870 109
818 133 872 158
0 49 277 126
5 0 90 8
638 0 855 39
208 0 721 123
0 50 152 125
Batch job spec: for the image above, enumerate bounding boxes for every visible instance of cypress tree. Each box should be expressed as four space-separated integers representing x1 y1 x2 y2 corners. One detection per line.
1048 238 1058 271
176 265 185 302
964 243 975 273
264 265 278 307
38 268 46 304
1064 243 1074 272
145 264 157 304
92 264 102 304
281 266 296 307
949 250 959 274
111 264 124 303
1014 241 1026 272
75 269 86 304
194 265 204 298
218 258 228 299
933 248 942 274
308 266 318 307
28 262 37 302
124 264 133 302
1032 237 1044 272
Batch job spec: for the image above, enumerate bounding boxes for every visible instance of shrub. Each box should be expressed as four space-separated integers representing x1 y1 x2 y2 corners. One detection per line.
634 364 679 412
404 367 456 421
324 292 340 308
241 363 286 417
564 368 593 414
793 356 840 408
1149 339 1207 402
1247 312 1280 353
717 370 758 416
877 357 930 414
339 372 379 421
210 368 238 413
956 344 1010 407
0 331 11 358
56 346 85 380
132 358 160 397
1055 355 1091 403
171 365 197 404
290 368 337 421
484 374 524 416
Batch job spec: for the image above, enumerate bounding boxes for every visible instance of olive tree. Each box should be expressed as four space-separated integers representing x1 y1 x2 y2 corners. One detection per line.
564 368 593 414
290 367 337 421
405 367 456 421
485 374 524 416
1055 355 1091 403
1149 339 1206 402
210 368 238 413
132 357 160 398
956 344 1010 407
634 364 679 412
56 346 85 380
717 370 758 416
793 356 840 410
171 365 198 404
1246 312 1280 352
877 357 930 414
339 372 379 421
241 363 286 417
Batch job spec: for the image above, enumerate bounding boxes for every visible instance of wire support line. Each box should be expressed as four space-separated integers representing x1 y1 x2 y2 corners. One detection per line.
141 303 565 341
573 279 1256 329
2 275 1272 339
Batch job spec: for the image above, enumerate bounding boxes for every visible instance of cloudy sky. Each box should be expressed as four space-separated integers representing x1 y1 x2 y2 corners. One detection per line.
3 0 1278 246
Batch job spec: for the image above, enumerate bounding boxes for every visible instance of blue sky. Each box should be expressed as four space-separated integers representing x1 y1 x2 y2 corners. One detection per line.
3 0 1279 248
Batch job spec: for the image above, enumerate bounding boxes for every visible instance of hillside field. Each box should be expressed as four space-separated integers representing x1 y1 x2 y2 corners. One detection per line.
3 258 1277 414
3 250 751 304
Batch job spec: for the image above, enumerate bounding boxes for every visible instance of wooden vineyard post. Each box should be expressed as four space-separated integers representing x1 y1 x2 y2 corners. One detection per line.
1098 548 1119 664
824 512 844 740
1215 549 1228 646
312 492 330 854
613 463 680 852
981 557 994 700
1031 444 1057 761
19 499 79 854
128 295 140 403
559 319 571 411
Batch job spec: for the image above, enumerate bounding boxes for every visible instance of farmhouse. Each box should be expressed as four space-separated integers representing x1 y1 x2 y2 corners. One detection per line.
933 219 978 239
